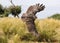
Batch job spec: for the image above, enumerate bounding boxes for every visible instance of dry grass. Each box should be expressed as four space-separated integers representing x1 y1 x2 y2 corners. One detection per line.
0 17 60 43
35 18 60 42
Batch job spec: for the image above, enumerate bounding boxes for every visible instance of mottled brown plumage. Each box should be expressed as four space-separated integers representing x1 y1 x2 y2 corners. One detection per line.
21 3 45 36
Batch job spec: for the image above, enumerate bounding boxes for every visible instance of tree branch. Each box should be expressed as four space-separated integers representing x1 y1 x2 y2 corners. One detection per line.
10 0 15 7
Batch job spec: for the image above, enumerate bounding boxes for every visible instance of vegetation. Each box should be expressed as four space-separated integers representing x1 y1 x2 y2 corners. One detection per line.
0 17 60 43
48 14 60 20
9 6 21 17
0 4 21 17
0 4 4 14
0 4 10 17
9 0 21 18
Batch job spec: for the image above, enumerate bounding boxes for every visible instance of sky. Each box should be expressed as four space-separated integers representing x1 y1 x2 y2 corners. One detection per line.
0 0 60 19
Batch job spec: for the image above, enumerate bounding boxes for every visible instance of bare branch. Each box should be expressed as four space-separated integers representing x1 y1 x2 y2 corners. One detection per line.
10 0 15 7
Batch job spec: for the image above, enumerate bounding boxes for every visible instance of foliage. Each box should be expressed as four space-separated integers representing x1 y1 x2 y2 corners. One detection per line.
0 4 10 17
9 6 21 16
0 4 21 17
0 4 4 14
3 8 10 17
48 14 60 20
0 18 60 43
